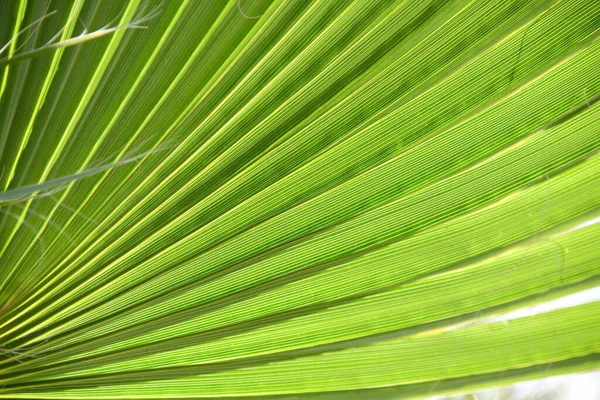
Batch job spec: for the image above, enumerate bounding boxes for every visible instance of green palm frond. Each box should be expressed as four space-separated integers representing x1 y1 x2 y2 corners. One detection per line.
0 0 599 398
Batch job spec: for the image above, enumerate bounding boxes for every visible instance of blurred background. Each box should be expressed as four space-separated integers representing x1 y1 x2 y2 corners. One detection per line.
435 287 600 400
434 371 599 400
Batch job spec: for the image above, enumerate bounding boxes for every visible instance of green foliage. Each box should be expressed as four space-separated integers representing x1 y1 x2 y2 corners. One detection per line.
0 0 599 398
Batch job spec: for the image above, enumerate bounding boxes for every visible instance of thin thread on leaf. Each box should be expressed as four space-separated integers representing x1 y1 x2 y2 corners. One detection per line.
0 146 163 206
237 0 264 19
508 16 541 84
0 6 159 66
49 195 99 226
10 4 54 56
533 174 552 242
0 209 48 291
84 132 176 172
0 184 69 207
0 9 57 56
0 203 84 299
12 203 79 249
519 177 563 400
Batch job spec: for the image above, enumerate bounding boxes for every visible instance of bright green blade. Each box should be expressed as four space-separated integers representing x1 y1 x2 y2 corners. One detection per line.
1 0 599 398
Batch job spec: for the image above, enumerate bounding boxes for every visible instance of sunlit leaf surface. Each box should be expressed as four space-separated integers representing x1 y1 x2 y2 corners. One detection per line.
0 0 599 398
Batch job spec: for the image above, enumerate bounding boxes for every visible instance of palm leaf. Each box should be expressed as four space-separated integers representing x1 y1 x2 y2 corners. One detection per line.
0 0 598 398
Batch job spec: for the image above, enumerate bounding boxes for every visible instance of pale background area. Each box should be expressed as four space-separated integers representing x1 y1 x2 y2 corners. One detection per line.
434 370 600 400
433 286 600 400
